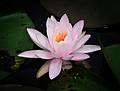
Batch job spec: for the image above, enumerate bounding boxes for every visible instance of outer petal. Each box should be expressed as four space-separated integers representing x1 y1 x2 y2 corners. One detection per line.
36 34 53 52
27 28 52 51
72 20 84 39
46 18 55 50
71 53 90 61
35 50 54 59
18 50 39 58
49 59 62 79
73 34 91 52
75 45 101 53
18 50 53 59
36 61 50 78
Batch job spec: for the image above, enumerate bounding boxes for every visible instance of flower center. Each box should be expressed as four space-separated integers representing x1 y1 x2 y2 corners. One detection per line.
54 32 67 43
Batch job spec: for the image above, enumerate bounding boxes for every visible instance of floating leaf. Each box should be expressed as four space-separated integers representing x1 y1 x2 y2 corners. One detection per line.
0 13 34 56
103 44 120 84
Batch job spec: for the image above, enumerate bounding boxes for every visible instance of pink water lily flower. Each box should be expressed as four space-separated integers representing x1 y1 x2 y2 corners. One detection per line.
18 14 101 79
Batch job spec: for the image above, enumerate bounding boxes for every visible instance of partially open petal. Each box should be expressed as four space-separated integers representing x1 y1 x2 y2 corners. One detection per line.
75 45 101 53
71 53 90 61
49 59 62 79
59 14 72 33
27 28 52 51
53 22 72 57
36 61 50 78
18 50 53 59
73 34 91 52
60 14 69 24
72 20 84 39
50 16 57 23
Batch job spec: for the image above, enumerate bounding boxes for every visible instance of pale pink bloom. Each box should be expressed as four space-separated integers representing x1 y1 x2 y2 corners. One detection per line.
18 14 101 79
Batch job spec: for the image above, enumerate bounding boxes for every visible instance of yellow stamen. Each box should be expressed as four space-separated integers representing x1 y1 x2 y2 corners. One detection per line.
54 32 67 43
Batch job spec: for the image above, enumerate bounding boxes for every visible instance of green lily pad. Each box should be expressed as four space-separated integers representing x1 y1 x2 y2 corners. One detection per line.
0 13 34 56
48 67 112 91
103 44 120 84
0 70 10 80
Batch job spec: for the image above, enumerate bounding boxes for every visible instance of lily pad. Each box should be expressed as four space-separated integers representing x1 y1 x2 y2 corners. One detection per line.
103 44 120 84
0 13 34 56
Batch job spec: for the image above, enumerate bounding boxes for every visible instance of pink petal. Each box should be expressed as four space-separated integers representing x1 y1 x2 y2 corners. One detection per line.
18 50 39 58
71 53 90 61
60 14 69 24
36 61 50 78
36 34 53 52
49 59 62 79
27 28 52 51
74 34 91 51
46 18 55 50
54 42 72 58
18 50 53 59
72 20 84 39
53 23 72 57
59 14 72 32
35 50 54 59
62 54 73 60
75 45 101 53
50 16 57 23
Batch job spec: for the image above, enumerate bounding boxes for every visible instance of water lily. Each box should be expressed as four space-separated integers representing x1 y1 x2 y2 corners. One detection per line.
18 14 101 79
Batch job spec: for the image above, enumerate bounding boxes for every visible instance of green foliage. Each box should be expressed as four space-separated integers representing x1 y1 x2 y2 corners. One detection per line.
0 13 34 79
0 13 34 56
48 67 112 91
103 44 120 84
